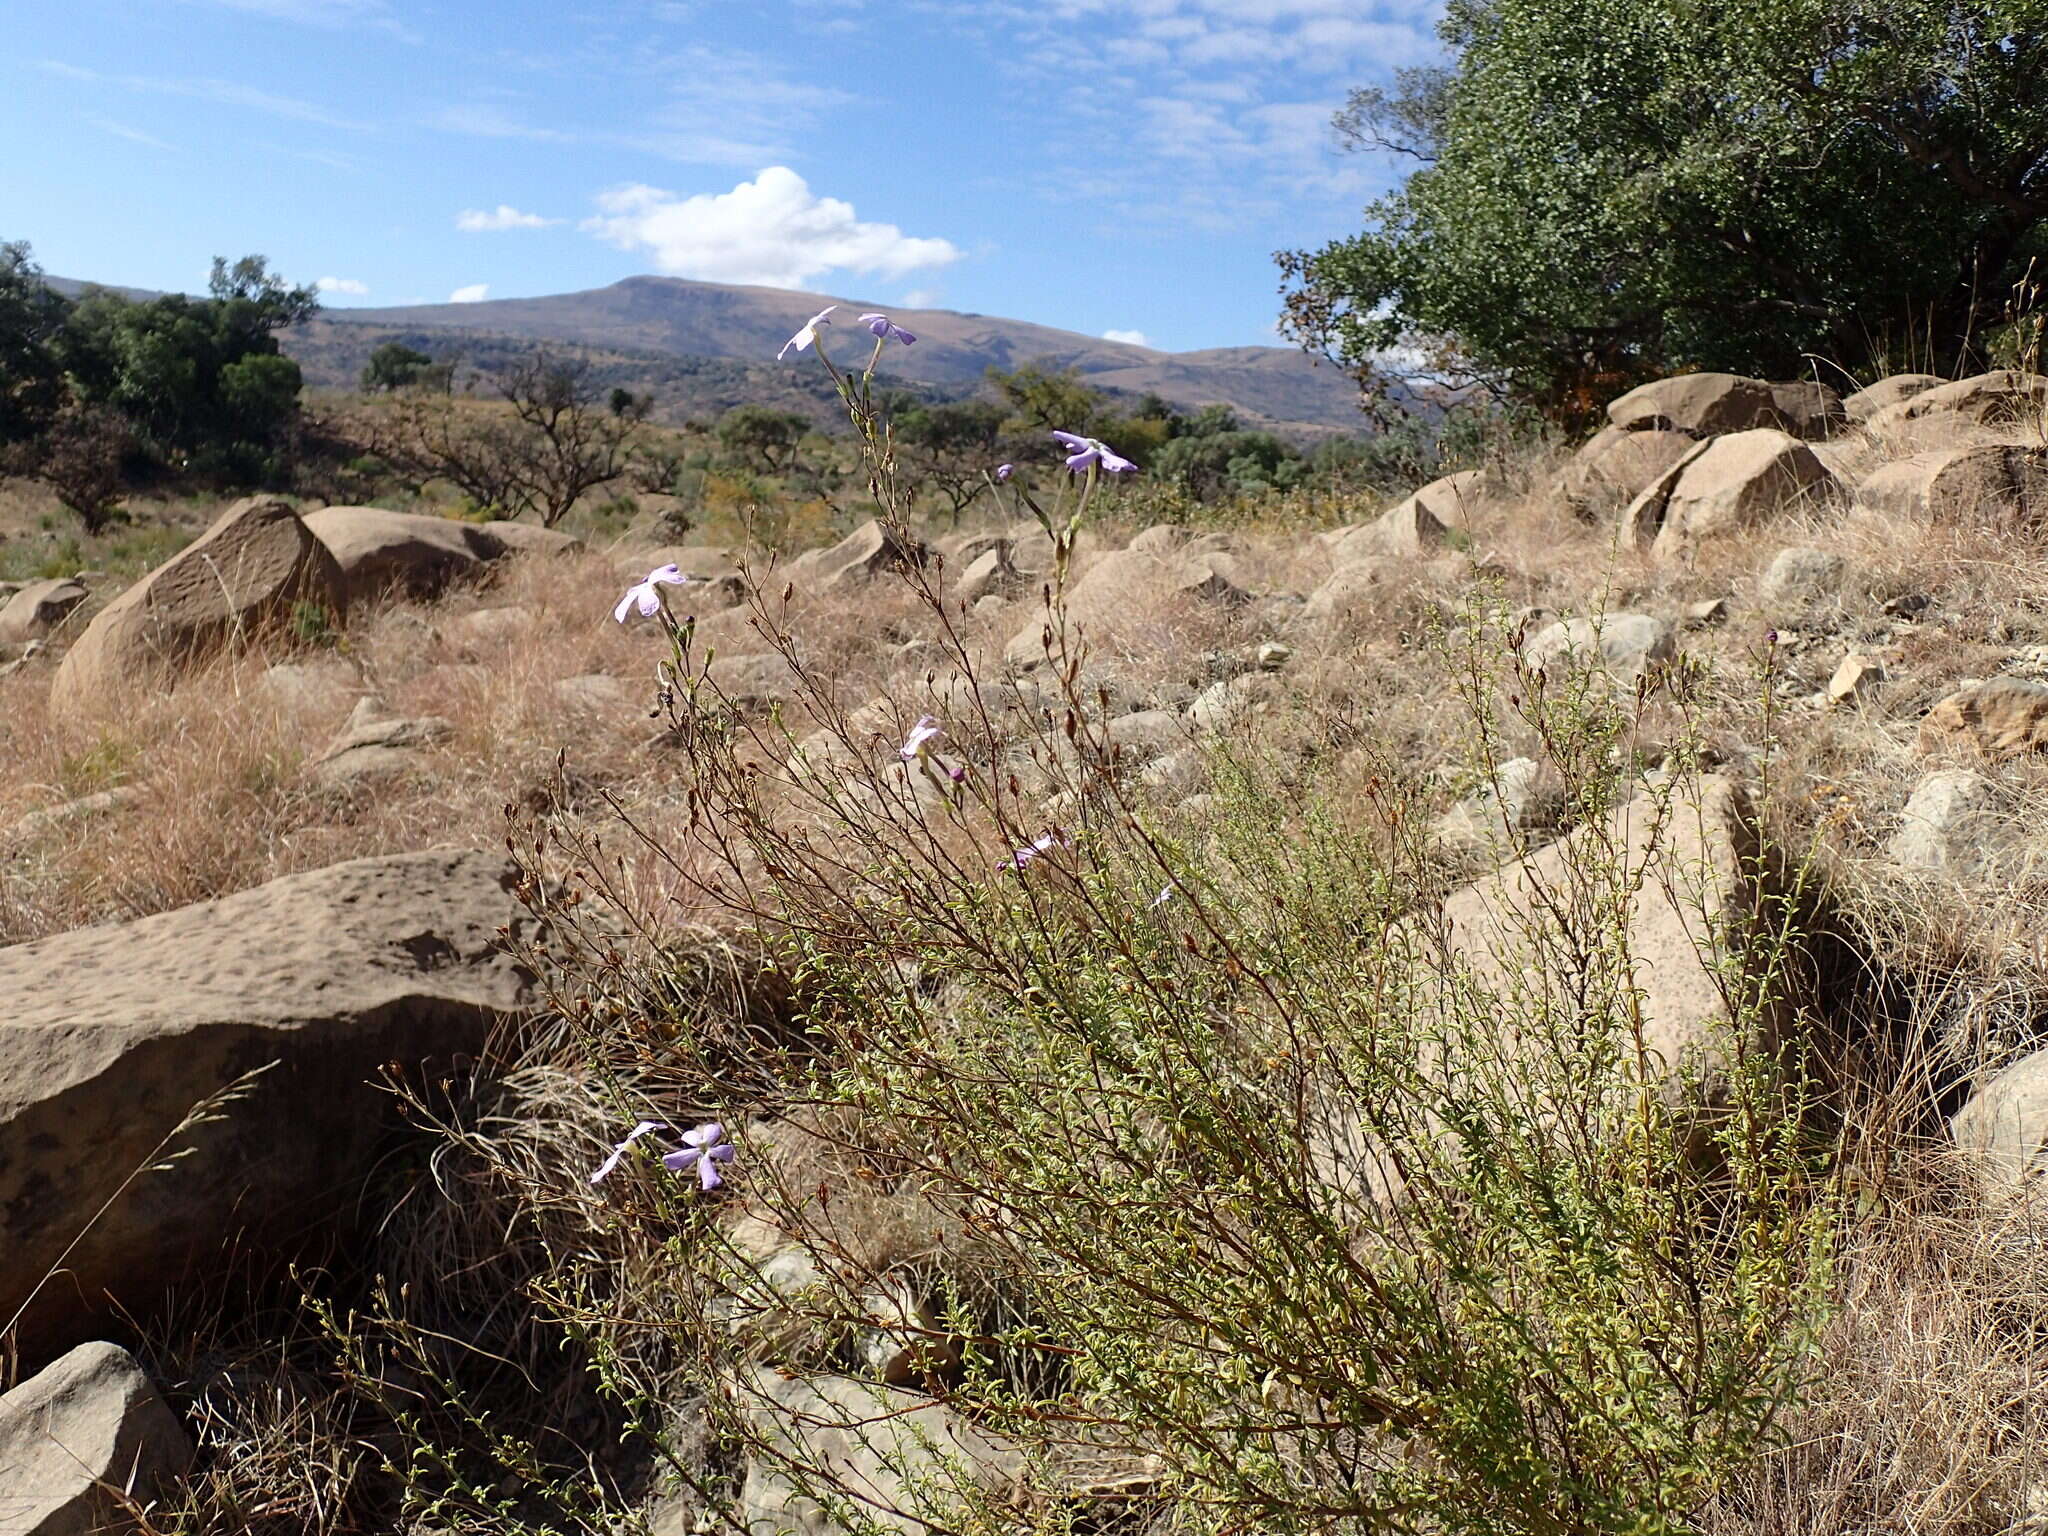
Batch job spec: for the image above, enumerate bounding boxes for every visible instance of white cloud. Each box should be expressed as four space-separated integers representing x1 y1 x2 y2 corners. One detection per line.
582 167 961 290
456 204 561 232
316 276 369 295
901 288 942 309
1103 328 1150 347
449 283 490 303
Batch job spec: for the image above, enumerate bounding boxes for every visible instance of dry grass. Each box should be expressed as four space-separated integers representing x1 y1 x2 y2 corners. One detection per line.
13 404 2048 1528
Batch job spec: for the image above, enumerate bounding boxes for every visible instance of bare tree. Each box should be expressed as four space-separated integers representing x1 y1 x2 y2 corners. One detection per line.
369 350 647 526
498 352 647 526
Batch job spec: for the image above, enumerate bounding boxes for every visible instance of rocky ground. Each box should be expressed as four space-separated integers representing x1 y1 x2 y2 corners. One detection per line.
5 367 2048 1532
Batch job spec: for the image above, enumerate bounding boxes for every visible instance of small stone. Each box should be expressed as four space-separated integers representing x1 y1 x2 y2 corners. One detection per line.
1827 652 1887 706
1256 641 1294 671
0 1341 193 1534
1685 597 1729 627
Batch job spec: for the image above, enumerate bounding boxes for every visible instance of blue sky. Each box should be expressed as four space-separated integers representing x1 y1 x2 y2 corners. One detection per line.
3 0 1442 352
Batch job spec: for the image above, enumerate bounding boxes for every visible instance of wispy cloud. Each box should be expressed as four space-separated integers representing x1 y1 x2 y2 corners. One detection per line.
449 283 490 303
433 42 859 169
43 61 371 132
82 115 175 152
940 0 1438 231
582 167 961 290
185 0 420 41
456 204 562 232
315 275 369 294
1103 328 1150 346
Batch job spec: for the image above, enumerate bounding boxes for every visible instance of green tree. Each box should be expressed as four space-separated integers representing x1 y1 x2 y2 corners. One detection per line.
0 241 69 447
894 398 1006 522
715 403 809 473
58 254 316 479
1153 428 1304 500
1281 0 2048 420
360 341 439 393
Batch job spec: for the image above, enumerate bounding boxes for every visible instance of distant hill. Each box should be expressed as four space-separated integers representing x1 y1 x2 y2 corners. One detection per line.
303 277 1370 436
46 272 1377 437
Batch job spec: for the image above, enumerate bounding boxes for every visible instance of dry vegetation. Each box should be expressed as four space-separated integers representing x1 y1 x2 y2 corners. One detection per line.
9 395 2048 1532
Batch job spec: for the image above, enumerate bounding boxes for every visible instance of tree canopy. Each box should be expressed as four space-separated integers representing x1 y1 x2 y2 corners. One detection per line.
1281 0 2048 420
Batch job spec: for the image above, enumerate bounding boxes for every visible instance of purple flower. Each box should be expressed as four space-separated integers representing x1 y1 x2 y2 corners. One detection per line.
778 305 838 360
994 463 1014 483
900 715 942 759
1051 430 1138 475
858 312 916 346
590 1120 672 1184
1000 828 1072 871
614 563 689 623
663 1122 736 1191
1149 884 1174 911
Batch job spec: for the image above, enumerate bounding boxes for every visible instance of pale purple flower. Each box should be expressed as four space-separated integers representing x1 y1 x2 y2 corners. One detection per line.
900 715 942 759
1149 884 1174 911
858 312 916 346
663 1122 736 1191
778 305 838 360
994 463 1014 483
1000 828 1072 871
1051 431 1138 475
590 1120 672 1184
614 563 688 623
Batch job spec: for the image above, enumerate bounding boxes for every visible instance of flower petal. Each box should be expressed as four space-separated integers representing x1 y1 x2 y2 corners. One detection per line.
698 1157 725 1191
1050 430 1089 450
613 588 638 625
590 1121 672 1183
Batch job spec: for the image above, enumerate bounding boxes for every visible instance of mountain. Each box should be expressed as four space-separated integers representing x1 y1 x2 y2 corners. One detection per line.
297 277 1370 435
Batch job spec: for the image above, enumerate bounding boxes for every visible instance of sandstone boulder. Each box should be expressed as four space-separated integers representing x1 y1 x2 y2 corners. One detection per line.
1003 545 1249 666
479 520 585 558
302 505 509 599
312 696 454 789
954 543 1025 605
1757 546 1849 626
1434 756 1564 858
1522 613 1676 684
0 1341 193 1535
0 578 87 648
51 498 346 710
736 1372 1024 1536
1851 444 2048 525
1842 373 1943 422
1952 1049 2048 1195
1607 373 1783 436
1323 497 1448 562
1768 380 1848 439
0 850 534 1369
1443 775 1778 1097
1875 372 2048 438
1916 676 2048 760
1633 430 1836 558
785 520 925 595
1888 769 2016 879
1552 427 1698 516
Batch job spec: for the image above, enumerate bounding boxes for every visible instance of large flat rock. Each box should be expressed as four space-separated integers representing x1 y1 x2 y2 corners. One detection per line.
0 850 535 1370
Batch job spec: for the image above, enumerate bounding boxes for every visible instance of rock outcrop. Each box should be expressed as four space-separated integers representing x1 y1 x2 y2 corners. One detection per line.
0 850 534 1370
51 498 346 710
1607 373 1785 436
